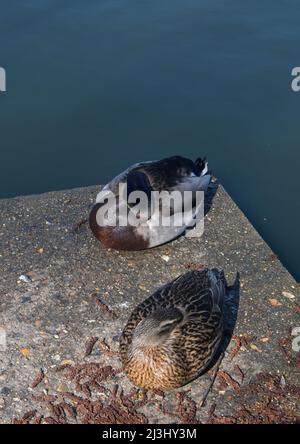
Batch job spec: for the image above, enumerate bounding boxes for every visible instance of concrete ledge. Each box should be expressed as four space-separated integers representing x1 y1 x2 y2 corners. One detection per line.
0 184 299 423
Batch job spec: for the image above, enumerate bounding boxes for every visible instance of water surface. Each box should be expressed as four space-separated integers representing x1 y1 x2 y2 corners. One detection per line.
0 1 299 279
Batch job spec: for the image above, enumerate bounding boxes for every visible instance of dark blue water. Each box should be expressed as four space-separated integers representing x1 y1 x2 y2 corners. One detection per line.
0 1 299 279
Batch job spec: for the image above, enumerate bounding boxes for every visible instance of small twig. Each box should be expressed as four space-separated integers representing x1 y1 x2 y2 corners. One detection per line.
99 339 119 358
32 394 57 402
229 336 242 361
93 294 118 320
72 218 88 233
218 371 240 390
234 364 245 383
31 368 45 388
293 304 300 314
55 362 73 372
200 352 224 407
84 336 99 357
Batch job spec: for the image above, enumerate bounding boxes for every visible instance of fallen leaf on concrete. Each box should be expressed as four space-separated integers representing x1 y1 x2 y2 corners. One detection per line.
31 394 57 402
20 347 30 357
56 383 68 393
260 337 269 343
84 336 98 357
293 304 300 314
99 339 119 357
282 291 295 300
229 336 242 361
209 373 300 424
250 344 262 352
60 359 75 367
218 371 240 390
12 409 37 424
31 369 45 388
92 293 117 319
269 299 282 306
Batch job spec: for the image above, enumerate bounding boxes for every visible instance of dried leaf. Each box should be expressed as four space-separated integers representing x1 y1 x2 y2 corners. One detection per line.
260 337 269 343
250 344 262 352
31 369 45 388
56 383 68 393
269 298 282 306
84 336 98 357
293 304 300 314
20 347 30 357
282 291 295 300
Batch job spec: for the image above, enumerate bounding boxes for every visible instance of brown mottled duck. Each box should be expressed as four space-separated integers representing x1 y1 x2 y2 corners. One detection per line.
119 269 238 390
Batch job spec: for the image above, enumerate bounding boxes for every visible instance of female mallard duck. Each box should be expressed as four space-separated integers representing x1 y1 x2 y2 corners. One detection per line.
119 269 231 390
89 155 211 250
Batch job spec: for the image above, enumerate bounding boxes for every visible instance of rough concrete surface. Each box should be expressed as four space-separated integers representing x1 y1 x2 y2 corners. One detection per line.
0 183 299 424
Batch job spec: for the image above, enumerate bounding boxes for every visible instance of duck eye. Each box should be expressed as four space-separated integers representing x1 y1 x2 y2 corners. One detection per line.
158 318 179 334
160 318 176 327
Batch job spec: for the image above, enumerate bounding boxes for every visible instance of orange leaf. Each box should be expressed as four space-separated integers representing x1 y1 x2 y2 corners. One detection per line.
269 299 282 306
20 347 30 357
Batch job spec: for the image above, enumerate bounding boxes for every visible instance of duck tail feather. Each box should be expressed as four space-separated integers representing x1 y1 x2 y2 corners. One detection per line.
228 272 240 291
197 174 211 191
195 157 206 172
196 157 210 176
223 272 240 333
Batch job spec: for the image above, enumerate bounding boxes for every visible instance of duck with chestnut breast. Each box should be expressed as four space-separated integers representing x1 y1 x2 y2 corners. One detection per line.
119 268 237 390
89 155 211 250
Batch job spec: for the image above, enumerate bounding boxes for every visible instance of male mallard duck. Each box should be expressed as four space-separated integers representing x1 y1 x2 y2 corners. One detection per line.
119 269 233 390
89 156 211 250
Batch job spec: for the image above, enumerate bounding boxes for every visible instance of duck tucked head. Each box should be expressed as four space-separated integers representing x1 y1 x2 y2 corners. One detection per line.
89 201 149 250
90 155 211 250
131 307 183 350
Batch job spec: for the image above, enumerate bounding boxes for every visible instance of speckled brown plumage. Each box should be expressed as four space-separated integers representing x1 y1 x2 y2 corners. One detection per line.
119 269 228 390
